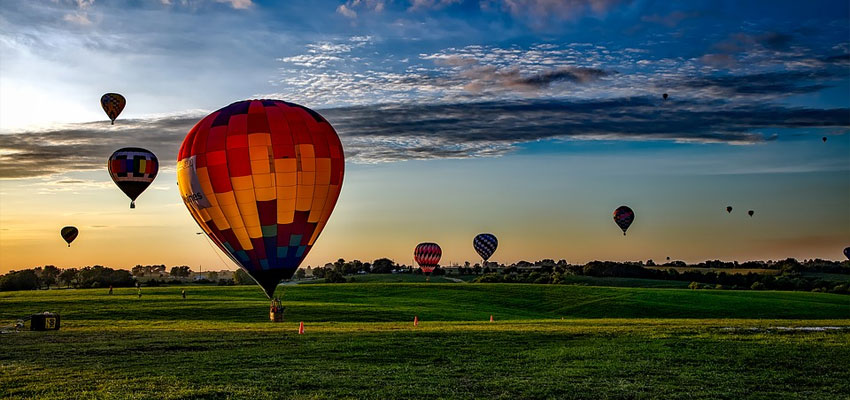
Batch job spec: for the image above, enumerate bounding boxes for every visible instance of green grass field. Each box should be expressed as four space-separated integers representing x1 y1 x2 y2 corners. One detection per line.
2 284 849 399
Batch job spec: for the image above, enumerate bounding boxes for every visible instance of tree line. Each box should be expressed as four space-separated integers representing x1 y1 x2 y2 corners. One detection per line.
2 257 848 293
469 259 850 294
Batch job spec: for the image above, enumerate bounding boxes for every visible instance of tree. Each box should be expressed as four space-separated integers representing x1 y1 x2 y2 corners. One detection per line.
371 258 395 274
170 266 192 277
38 265 60 289
59 268 78 288
206 271 219 281
131 265 147 277
0 270 40 291
295 268 306 280
324 269 346 283
234 269 254 285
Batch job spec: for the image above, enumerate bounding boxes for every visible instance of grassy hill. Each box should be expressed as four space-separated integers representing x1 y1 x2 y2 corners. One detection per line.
1 284 848 399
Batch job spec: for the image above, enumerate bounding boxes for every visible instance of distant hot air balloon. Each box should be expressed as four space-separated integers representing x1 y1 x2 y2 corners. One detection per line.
613 206 634 236
726 206 733 213
844 247 850 260
662 93 668 100
822 136 827 143
748 210 754 217
61 226 78 247
473 233 498 262
101 93 126 125
177 100 344 298
414 242 442 281
108 147 158 209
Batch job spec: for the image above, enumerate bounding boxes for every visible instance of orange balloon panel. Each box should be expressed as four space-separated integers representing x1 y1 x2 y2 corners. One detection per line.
177 100 344 297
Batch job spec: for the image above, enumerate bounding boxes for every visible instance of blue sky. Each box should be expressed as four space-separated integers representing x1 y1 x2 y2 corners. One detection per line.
0 0 848 271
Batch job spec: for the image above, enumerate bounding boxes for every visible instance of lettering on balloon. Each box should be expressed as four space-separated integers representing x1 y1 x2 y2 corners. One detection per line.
177 156 211 210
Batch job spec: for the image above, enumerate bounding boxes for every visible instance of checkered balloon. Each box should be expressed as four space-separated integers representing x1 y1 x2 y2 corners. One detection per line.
473 233 498 261
613 205 634 235
177 100 345 298
108 147 158 209
414 242 442 273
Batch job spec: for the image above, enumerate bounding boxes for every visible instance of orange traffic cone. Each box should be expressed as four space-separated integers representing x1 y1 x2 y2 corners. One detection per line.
413 315 419 326
490 315 494 322
298 321 304 334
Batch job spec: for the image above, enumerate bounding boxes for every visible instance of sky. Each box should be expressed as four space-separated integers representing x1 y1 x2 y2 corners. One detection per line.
0 0 848 273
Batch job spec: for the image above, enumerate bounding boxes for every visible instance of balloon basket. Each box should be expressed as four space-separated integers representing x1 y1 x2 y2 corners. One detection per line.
269 298 284 322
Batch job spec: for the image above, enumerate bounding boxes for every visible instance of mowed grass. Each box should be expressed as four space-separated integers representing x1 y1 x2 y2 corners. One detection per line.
1 284 849 399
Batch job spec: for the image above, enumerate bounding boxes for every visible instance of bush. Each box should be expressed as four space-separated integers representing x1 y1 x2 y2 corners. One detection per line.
751 281 765 290
688 281 701 290
217 279 235 286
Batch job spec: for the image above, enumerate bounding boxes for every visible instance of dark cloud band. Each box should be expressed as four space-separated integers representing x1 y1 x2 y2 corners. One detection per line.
2 97 847 178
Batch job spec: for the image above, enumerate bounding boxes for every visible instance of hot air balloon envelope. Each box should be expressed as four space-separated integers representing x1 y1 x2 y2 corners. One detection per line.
726 206 733 213
414 242 442 273
748 210 754 217
473 233 498 261
662 93 668 100
108 147 158 209
101 93 126 124
177 100 345 298
61 226 78 247
613 206 634 235
844 247 850 260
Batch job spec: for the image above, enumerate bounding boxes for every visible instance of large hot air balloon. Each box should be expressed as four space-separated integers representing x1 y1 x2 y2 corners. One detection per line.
177 100 344 298
726 206 733 213
61 226 78 247
101 93 126 125
414 242 442 281
748 210 754 217
473 233 498 262
108 147 158 209
844 247 850 260
613 206 634 235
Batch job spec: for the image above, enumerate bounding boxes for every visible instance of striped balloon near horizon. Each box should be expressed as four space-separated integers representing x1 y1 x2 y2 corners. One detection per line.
473 233 498 261
414 242 442 274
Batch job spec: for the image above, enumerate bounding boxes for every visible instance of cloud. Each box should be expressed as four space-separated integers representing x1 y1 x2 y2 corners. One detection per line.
2 98 846 177
0 116 193 179
62 12 92 25
215 0 253 9
677 70 838 97
408 0 461 11
336 0 385 18
698 53 737 68
484 0 631 23
461 66 608 93
336 4 357 18
640 11 699 28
